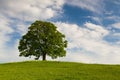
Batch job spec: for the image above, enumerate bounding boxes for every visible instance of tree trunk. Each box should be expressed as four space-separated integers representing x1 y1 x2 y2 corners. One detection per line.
42 53 46 61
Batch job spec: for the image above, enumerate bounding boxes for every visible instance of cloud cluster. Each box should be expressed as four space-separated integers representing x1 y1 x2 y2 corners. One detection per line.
0 0 64 21
55 22 120 64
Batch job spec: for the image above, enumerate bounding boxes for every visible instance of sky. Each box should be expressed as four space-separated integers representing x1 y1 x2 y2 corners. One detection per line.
0 0 120 64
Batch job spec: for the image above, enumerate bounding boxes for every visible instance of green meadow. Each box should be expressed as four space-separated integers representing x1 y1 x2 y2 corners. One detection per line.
0 61 119 80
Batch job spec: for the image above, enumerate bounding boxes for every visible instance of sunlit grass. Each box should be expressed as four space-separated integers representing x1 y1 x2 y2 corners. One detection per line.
0 61 119 80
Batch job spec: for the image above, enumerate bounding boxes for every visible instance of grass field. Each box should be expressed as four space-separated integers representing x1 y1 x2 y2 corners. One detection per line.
0 61 120 80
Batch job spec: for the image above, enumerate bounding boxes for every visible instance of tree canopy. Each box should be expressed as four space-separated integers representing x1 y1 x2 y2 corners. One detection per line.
18 20 67 60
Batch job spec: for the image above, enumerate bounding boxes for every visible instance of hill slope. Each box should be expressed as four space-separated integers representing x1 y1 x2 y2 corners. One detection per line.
0 61 120 80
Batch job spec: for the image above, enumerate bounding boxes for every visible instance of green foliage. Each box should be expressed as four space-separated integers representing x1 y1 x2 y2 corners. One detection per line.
18 20 67 60
0 61 120 80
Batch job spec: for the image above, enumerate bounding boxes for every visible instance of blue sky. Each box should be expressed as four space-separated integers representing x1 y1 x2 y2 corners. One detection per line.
0 0 120 64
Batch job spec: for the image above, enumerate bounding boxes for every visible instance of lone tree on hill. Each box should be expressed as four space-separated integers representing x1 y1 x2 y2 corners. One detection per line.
18 20 67 61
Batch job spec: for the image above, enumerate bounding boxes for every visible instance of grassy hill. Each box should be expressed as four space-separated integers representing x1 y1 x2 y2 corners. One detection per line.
0 61 120 80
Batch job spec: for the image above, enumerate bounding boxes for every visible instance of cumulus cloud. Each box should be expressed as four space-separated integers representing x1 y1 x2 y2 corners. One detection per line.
0 0 64 21
55 22 120 64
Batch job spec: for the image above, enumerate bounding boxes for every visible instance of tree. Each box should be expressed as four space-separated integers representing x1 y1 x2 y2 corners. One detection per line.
18 20 67 61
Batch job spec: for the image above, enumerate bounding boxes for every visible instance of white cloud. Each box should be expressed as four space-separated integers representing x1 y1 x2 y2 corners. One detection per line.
66 0 104 14
0 15 22 63
84 22 109 39
87 16 102 24
111 22 120 29
0 0 64 21
112 33 120 36
0 39 33 63
55 22 120 64
106 16 120 22
105 11 113 15
114 0 120 5
116 41 120 45
0 15 14 51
